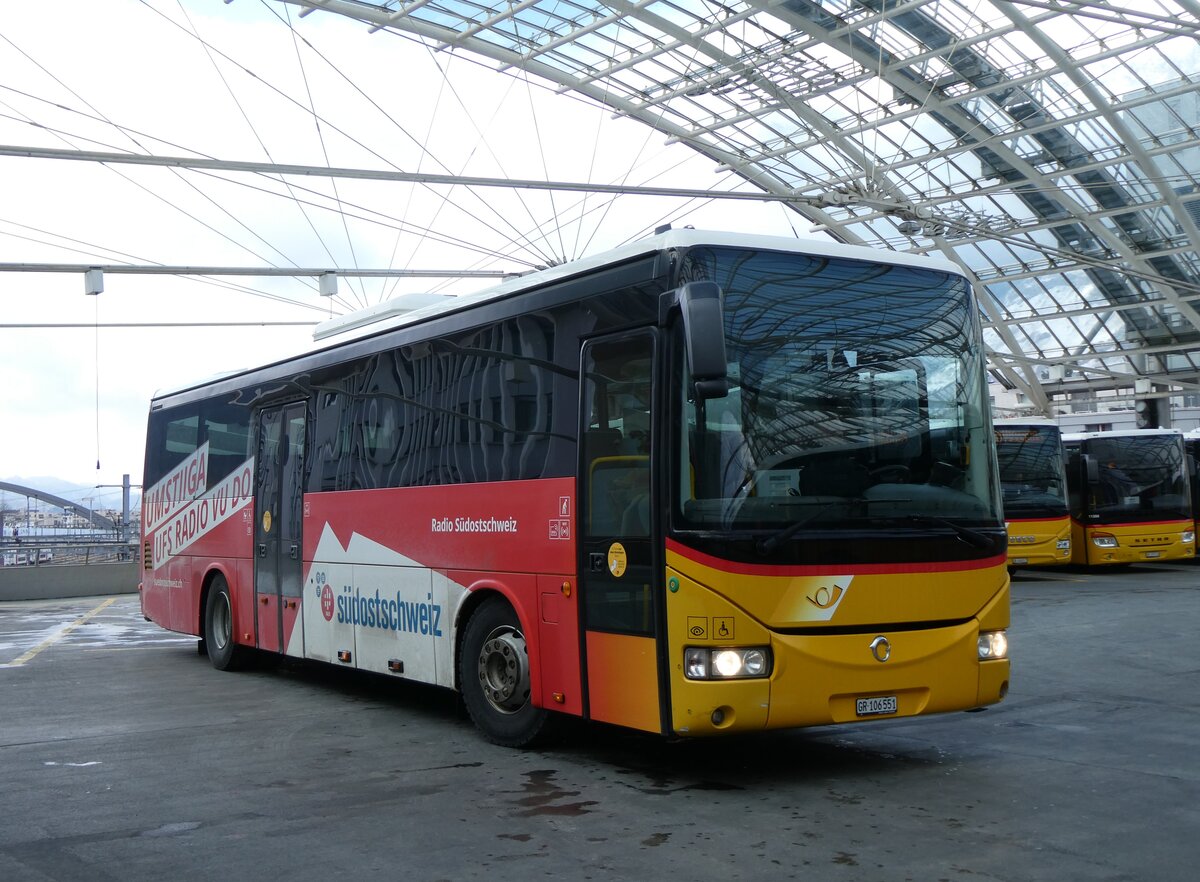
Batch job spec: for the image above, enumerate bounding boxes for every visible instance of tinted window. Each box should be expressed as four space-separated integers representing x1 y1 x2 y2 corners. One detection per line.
144 399 251 490
307 314 577 492
145 406 200 488
675 247 1000 531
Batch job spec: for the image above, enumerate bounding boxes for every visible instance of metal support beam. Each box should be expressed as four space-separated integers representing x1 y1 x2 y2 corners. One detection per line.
0 145 802 204
0 262 512 279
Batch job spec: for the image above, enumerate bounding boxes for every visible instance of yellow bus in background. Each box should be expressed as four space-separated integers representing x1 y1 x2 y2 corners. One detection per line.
994 419 1070 567
1063 429 1195 566
1186 430 1200 555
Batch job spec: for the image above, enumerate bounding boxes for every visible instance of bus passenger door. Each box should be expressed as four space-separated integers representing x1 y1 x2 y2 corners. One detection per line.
254 402 308 657
578 331 664 734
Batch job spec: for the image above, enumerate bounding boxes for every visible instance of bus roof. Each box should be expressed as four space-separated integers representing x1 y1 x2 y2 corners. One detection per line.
310 227 966 344
151 228 967 403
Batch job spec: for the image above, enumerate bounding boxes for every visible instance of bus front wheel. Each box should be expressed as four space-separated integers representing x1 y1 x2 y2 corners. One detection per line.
204 575 249 672
460 597 553 748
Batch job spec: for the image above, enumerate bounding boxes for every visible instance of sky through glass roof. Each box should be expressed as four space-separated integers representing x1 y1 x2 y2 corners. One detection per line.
286 0 1200 416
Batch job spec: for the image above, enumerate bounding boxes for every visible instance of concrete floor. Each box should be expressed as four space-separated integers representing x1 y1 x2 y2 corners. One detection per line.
1 563 1197 881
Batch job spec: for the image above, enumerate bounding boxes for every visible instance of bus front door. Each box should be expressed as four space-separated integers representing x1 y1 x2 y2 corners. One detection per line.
578 331 664 734
254 402 307 658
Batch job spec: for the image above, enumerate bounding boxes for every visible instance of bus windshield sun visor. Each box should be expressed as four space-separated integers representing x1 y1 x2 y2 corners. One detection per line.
679 281 729 399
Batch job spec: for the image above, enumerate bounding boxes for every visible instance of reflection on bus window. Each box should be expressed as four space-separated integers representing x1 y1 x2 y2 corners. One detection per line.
675 249 1000 533
583 334 653 538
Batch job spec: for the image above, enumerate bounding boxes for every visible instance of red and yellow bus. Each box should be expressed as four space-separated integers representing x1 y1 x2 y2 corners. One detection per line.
1063 429 1195 566
994 419 1071 567
140 229 1010 746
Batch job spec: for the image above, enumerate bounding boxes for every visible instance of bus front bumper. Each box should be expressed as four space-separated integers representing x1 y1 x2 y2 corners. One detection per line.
670 616 1010 736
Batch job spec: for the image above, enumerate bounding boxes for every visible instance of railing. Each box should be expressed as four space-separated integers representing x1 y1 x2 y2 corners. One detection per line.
0 541 137 568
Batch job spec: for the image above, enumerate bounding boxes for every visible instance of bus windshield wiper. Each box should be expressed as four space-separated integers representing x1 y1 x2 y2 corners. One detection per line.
755 505 996 555
899 515 996 552
754 498 868 555
754 496 915 555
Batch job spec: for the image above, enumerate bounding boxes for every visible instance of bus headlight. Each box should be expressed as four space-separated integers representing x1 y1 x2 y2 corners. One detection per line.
978 631 1008 661
684 647 772 680
1183 530 1195 545
1056 539 1071 551
1092 533 1119 548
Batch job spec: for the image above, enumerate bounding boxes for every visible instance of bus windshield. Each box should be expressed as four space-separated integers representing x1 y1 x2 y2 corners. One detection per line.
1086 434 1190 521
675 247 1001 542
996 425 1068 517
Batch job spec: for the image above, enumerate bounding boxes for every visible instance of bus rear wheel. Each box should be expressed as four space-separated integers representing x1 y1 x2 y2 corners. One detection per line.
204 575 249 671
460 597 553 748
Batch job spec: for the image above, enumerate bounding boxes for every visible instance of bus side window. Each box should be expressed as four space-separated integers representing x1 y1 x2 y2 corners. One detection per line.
588 458 650 537
582 334 654 538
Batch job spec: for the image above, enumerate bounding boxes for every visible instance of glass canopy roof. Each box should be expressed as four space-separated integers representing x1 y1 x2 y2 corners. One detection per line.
283 0 1200 415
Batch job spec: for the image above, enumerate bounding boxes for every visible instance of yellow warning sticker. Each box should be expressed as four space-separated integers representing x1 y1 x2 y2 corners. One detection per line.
607 542 627 577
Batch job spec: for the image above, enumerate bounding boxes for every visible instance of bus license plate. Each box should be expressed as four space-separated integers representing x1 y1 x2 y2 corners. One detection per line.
856 695 897 717
1144 551 1161 559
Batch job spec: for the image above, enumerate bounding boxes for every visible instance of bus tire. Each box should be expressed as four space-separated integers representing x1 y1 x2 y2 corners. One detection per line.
204 575 248 672
460 596 553 748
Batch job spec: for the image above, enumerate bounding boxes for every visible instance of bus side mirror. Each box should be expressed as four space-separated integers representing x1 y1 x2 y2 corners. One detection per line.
1083 454 1099 485
679 281 728 399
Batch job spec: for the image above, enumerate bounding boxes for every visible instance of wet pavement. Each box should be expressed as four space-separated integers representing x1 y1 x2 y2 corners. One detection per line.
1 563 1197 881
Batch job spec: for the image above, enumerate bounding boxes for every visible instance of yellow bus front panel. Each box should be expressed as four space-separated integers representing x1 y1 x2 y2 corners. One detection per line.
665 547 1010 737
1073 519 1196 565
1005 516 1071 567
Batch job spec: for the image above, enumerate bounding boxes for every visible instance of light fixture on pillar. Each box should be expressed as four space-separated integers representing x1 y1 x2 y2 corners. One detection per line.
319 272 338 298
85 268 104 296
85 267 104 471
1134 377 1161 428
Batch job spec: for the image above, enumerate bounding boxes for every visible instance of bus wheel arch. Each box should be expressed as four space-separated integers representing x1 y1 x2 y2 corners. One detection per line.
458 593 554 748
452 583 536 691
202 570 250 671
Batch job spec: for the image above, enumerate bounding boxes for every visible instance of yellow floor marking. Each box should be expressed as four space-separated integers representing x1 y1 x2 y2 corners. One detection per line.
3 597 118 668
